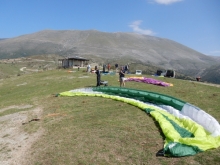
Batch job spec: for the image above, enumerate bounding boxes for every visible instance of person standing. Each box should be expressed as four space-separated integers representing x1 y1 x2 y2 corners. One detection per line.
126 64 129 73
103 64 106 73
95 66 101 87
107 63 111 72
119 67 125 87
87 64 91 73
115 63 118 72
124 64 129 73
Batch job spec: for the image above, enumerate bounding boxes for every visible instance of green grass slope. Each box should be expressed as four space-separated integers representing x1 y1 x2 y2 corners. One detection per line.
0 68 220 165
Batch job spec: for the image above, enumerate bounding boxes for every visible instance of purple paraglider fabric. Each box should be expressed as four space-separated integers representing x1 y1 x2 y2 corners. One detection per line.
124 77 173 87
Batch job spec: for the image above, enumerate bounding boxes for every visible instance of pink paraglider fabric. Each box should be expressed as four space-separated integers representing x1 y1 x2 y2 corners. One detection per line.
124 77 173 87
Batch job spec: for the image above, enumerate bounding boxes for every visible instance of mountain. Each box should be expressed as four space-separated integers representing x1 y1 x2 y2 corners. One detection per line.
0 30 218 74
199 64 220 84
210 55 220 62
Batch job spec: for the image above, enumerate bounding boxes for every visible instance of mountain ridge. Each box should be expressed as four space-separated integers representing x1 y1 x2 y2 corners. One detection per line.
0 29 218 72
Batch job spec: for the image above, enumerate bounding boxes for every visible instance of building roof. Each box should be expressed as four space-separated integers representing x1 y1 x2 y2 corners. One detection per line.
67 56 89 61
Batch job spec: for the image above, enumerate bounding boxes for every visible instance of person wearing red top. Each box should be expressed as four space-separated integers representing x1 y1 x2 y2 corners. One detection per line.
107 63 110 72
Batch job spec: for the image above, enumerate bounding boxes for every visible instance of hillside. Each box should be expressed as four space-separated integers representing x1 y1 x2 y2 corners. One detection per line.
0 54 195 82
0 30 218 70
0 54 60 79
1 30 219 83
200 64 220 84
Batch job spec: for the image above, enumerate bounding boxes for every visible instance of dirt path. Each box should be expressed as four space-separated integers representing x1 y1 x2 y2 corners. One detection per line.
0 105 43 165
195 81 220 87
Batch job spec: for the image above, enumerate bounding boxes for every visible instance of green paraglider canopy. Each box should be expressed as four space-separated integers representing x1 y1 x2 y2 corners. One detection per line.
58 87 220 157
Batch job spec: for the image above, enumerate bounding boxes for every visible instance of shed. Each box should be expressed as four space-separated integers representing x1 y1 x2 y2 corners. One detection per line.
58 56 89 68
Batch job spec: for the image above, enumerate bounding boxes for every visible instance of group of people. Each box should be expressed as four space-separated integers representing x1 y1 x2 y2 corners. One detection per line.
95 64 129 87
102 63 111 73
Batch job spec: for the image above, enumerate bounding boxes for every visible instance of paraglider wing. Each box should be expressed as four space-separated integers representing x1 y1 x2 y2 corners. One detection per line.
58 87 220 157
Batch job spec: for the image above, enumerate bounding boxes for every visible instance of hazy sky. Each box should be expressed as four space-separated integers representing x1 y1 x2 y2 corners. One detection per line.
1 0 220 56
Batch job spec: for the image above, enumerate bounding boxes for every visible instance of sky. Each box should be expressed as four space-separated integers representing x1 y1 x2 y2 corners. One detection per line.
0 0 220 56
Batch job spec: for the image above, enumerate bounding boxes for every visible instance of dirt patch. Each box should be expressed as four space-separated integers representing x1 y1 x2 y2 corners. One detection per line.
20 67 26 71
16 82 27 86
78 76 90 78
202 82 220 87
190 80 220 88
0 106 44 165
0 105 33 113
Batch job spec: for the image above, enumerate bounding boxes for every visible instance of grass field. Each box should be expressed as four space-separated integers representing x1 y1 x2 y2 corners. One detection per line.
0 67 220 165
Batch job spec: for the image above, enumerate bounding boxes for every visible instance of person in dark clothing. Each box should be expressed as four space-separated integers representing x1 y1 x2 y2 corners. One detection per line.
95 66 101 87
115 63 118 72
119 66 125 87
124 64 129 73
103 64 106 73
